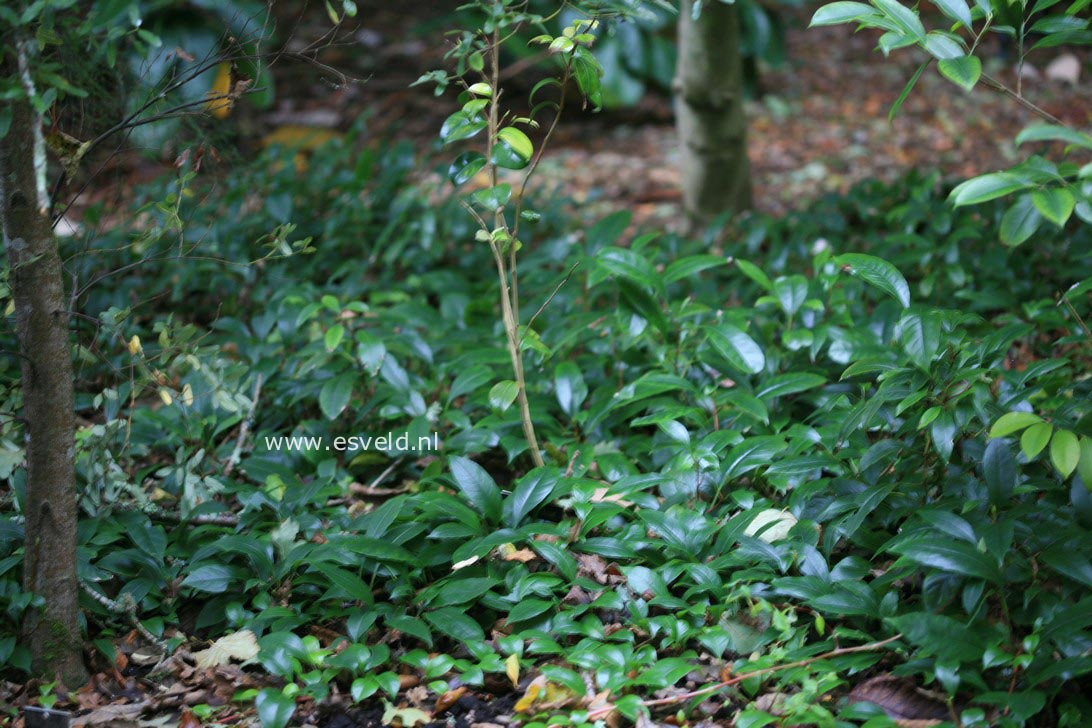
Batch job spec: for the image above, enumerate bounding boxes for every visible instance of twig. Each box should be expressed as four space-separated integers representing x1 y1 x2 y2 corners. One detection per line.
81 580 168 651
586 634 903 720
365 458 403 491
224 374 263 475
527 262 579 332
564 449 580 477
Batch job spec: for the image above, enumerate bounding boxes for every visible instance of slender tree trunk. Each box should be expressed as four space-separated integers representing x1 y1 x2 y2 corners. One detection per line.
0 40 87 687
675 0 753 227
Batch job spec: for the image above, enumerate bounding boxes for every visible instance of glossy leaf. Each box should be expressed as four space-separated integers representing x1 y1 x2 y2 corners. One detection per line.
938 55 981 91
989 411 1043 438
706 323 765 374
837 253 911 307
449 456 502 523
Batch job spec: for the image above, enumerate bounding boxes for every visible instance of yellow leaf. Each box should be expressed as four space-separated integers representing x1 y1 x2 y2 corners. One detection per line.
193 629 260 668
505 653 520 688
128 335 143 356
181 383 194 407
205 62 234 119
158 388 173 406
261 125 341 151
380 700 430 728
514 679 542 713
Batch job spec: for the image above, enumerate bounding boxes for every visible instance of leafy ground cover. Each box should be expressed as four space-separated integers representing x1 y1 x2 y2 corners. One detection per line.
2 120 1090 725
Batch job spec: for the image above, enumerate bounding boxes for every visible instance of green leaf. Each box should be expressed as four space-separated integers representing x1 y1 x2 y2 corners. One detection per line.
837 253 910 307
772 275 808 316
312 563 372 602
470 183 511 210
809 1 881 26
989 411 1043 438
507 598 555 624
449 456 502 523
319 372 354 420
439 110 486 144
434 577 497 606
934 0 972 26
924 31 965 60
503 468 559 527
1016 124 1092 150
1041 547 1092 588
492 128 532 170
735 259 772 291
706 323 765 374
1000 194 1042 246
938 54 981 91
554 362 588 416
663 254 726 283
488 380 519 412
755 372 827 400
182 564 237 593
1031 187 1075 227
872 0 927 36
497 127 533 160
256 688 296 728
950 172 1026 206
1079 437 1092 487
595 247 660 292
448 151 486 186
891 612 987 662
448 365 492 402
324 324 345 352
889 536 1002 583
724 436 787 479
386 615 433 645
1050 429 1080 477
889 60 929 121
983 439 1016 503
1021 422 1053 460
424 607 485 642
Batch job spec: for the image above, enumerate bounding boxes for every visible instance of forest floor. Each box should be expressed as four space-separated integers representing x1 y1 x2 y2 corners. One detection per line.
268 1 1092 226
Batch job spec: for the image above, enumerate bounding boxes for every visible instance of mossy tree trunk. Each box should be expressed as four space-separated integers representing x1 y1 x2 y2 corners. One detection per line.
0 39 88 687
675 0 753 227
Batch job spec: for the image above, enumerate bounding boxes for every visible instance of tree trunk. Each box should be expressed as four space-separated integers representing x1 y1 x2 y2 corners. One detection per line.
675 0 753 227
0 40 87 687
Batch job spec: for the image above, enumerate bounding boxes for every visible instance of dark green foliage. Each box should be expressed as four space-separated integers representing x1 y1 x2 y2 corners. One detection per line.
2 129 1091 723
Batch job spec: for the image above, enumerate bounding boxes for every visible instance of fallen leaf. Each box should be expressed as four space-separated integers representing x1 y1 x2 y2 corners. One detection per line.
381 700 431 728
505 653 520 688
433 686 466 714
744 509 797 542
193 630 259 668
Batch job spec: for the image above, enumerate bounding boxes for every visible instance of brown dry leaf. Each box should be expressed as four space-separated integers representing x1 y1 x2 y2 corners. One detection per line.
177 708 202 728
72 702 144 727
501 546 538 563
847 675 948 726
433 686 467 715
562 585 592 605
576 553 609 583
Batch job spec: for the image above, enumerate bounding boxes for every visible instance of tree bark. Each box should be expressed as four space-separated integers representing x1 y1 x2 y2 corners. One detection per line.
1 40 87 687
675 0 753 227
